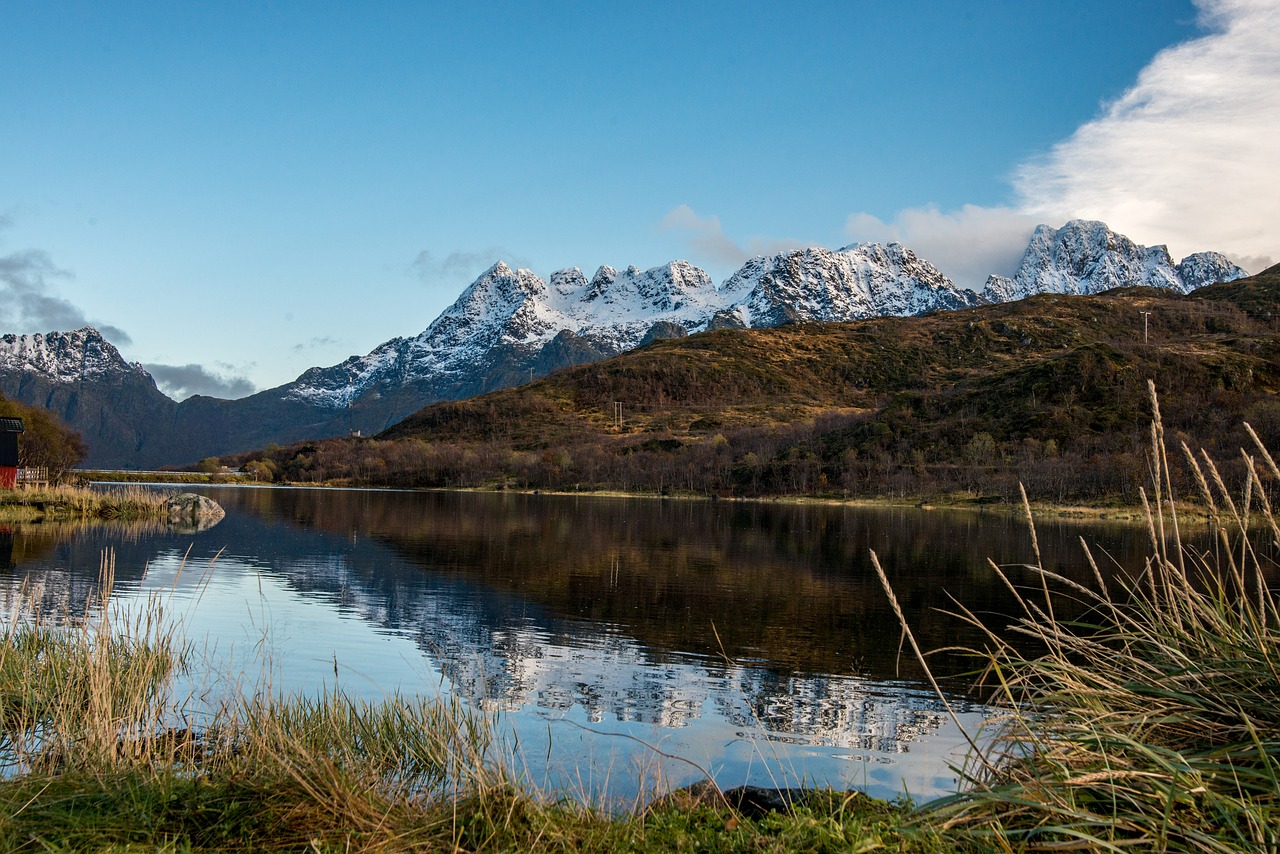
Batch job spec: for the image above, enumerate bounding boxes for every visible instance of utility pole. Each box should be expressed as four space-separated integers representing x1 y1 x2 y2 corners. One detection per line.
1141 311 1152 344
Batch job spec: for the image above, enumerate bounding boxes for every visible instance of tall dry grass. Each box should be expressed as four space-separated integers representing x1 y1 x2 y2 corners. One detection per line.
877 380 1280 852
0 546 543 850
1 483 173 520
0 551 182 774
24 385 1278 849
0 556 913 851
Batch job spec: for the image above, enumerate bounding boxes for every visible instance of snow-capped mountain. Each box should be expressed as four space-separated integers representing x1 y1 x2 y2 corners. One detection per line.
982 220 1246 302
0 328 185 468
283 245 980 412
0 221 1249 468
721 243 980 328
285 259 727 410
0 328 151 384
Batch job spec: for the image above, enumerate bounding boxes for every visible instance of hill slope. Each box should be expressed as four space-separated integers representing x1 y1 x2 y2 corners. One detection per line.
0 221 1245 468
226 265 1280 504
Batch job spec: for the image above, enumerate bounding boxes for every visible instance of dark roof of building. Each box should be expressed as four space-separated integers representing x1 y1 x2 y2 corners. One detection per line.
0 417 25 433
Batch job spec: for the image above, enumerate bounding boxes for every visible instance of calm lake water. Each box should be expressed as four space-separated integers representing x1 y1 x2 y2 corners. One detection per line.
0 486 1169 804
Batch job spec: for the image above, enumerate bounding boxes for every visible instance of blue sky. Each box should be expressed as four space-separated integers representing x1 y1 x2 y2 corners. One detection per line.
2 0 1277 398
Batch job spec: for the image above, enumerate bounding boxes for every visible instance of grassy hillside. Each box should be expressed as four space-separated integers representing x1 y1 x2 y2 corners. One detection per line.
218 266 1280 505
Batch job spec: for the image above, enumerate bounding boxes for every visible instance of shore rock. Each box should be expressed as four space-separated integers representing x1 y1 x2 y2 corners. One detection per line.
166 492 225 531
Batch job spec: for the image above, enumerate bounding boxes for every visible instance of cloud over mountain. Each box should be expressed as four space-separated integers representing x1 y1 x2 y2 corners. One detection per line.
143 362 256 400
1014 0 1279 272
412 247 532 290
0 245 132 345
840 0 1277 285
843 205 1039 292
659 205 807 273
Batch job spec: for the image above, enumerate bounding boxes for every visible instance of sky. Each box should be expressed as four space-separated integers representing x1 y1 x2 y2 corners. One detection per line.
2 0 1277 400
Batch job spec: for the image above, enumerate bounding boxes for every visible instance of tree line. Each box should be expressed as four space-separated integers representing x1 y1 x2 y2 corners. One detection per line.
0 396 86 482
216 386 1280 506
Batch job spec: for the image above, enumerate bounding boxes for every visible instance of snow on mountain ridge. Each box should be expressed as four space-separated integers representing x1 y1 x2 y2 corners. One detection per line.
283 245 982 409
288 222 1245 411
0 327 147 385
1177 251 1246 290
721 242 980 328
7 223 1232 413
981 220 1246 302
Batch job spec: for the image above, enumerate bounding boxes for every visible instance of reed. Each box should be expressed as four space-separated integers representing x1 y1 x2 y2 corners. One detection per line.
0 483 173 520
9 378 1272 850
0 551 182 774
887 380 1280 851
0 549 922 851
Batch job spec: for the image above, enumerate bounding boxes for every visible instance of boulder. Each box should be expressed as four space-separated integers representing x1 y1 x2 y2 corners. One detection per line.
165 492 225 531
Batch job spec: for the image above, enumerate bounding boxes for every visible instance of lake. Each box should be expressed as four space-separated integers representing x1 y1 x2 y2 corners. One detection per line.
0 486 1162 805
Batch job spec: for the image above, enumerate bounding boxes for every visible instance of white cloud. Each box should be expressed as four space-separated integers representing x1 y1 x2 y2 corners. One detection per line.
0 244 132 344
659 204 807 270
292 335 342 353
411 247 533 287
144 362 256 401
672 1 1278 292
1014 0 1280 272
843 205 1038 290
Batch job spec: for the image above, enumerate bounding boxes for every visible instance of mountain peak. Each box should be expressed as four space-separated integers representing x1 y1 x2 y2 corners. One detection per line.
0 326 147 385
585 265 619 301
549 267 587 296
720 242 981 327
1176 251 1247 290
1 220 1251 469
981 220 1244 301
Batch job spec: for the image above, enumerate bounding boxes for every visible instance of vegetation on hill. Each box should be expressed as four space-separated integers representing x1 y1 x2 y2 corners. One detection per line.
212 266 1280 505
0 395 86 482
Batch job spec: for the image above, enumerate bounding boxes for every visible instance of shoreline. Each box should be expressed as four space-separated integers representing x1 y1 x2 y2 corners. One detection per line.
67 470 1192 525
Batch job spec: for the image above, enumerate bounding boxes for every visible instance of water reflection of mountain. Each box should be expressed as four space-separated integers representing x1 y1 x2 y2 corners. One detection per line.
0 518 175 616
3 487 1152 753
498 638 961 755
203 487 1154 681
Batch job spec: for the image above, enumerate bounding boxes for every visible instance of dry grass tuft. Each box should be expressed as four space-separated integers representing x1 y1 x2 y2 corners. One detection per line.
880 380 1280 852
0 551 182 774
1 483 174 520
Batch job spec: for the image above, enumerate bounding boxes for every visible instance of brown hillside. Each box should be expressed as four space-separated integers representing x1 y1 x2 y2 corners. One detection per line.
381 286 1275 445
229 274 1280 504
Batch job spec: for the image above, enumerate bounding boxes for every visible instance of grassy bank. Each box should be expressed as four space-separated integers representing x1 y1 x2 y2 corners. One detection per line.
0 483 178 522
1 385 1275 851
0 558 933 851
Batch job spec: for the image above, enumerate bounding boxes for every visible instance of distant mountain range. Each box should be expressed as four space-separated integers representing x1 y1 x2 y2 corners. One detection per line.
0 220 1246 468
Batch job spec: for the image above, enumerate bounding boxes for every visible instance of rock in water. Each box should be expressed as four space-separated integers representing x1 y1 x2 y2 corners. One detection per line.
166 492 225 531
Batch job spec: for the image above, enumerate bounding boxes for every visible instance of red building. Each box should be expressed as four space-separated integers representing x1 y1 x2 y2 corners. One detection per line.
0 417 22 489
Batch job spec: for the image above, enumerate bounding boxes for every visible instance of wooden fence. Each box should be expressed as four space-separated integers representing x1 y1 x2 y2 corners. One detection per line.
16 467 49 488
